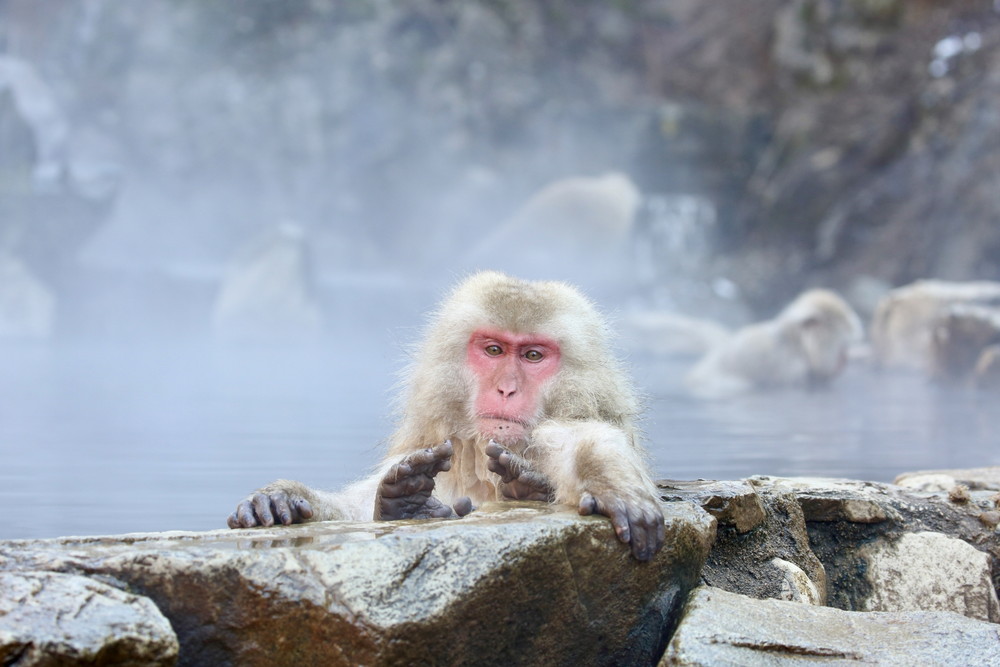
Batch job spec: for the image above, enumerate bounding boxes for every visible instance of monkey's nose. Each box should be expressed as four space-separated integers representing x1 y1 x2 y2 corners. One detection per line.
497 384 517 398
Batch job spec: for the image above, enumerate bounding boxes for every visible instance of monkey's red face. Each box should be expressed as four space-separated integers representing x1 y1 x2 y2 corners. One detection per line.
466 328 561 444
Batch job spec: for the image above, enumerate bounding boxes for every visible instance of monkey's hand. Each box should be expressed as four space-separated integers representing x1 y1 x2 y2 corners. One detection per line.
485 440 554 502
375 440 472 520
227 479 315 529
578 489 665 562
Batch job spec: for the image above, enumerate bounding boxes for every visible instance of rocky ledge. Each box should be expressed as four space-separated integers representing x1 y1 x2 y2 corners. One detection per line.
1 470 998 666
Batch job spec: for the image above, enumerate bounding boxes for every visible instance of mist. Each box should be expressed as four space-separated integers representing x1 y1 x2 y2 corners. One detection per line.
2 1 999 539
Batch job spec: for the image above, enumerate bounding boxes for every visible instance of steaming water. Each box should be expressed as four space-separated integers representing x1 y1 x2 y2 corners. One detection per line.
2 337 997 541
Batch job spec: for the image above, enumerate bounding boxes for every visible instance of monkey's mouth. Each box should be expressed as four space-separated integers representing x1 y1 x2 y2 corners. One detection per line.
477 415 529 443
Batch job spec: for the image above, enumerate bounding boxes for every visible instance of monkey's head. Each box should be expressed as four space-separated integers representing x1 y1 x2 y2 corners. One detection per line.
781 288 863 384
404 271 638 446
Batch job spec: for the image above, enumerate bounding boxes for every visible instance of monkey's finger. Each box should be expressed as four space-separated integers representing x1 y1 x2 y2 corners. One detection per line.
380 473 436 498
486 457 506 476
234 501 259 528
251 493 276 527
292 498 314 521
428 503 455 518
638 505 666 561
628 511 651 561
404 442 453 468
609 508 631 546
226 512 240 529
484 439 504 459
453 496 473 517
578 492 597 515
383 462 413 484
592 495 631 545
401 447 446 472
516 469 548 489
435 439 454 458
653 508 666 552
271 494 294 525
500 451 532 481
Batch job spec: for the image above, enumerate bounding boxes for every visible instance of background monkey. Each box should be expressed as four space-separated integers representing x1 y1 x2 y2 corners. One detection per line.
685 288 863 399
228 271 665 561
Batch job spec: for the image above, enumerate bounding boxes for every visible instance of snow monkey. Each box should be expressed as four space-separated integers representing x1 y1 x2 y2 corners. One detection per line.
685 288 863 399
228 271 665 561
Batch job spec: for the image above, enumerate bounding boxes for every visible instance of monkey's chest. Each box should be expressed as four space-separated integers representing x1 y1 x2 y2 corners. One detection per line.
440 439 500 504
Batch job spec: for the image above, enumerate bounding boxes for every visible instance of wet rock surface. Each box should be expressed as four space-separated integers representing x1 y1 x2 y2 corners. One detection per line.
0 570 178 666
3 472 999 665
661 585 1000 666
895 465 1000 491
0 503 714 667
661 474 1000 625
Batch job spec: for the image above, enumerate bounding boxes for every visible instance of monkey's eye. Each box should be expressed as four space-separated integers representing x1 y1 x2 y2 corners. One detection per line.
523 349 544 362
485 344 503 356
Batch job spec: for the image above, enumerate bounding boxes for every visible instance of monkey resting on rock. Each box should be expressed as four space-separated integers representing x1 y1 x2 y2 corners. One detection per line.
228 271 665 561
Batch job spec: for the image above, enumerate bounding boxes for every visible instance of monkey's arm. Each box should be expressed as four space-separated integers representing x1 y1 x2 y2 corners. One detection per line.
529 420 665 562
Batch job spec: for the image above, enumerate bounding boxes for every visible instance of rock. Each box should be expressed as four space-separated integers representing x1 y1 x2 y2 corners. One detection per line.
857 531 1000 622
895 466 1000 492
0 570 178 666
660 586 1000 666
769 558 823 605
658 480 765 533
791 480 891 523
661 480 826 605
894 472 958 493
752 475 1000 620
0 503 715 666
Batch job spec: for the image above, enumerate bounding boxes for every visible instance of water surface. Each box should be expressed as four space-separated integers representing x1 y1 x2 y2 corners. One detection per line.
2 337 996 540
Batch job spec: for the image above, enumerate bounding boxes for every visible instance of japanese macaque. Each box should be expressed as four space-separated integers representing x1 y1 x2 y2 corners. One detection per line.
973 345 1000 390
870 280 1000 373
622 310 731 359
228 271 665 561
929 304 1000 384
684 289 863 399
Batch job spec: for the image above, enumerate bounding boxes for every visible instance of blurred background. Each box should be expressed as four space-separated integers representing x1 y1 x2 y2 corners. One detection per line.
2 0 999 539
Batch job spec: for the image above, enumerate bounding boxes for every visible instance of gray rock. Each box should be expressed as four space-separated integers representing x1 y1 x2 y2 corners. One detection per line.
769 557 823 605
658 479 765 533
0 503 715 666
753 475 1000 619
662 480 826 605
760 475 893 523
895 466 1000 492
857 531 1000 622
661 586 1000 666
670 475 1000 623
0 570 178 666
